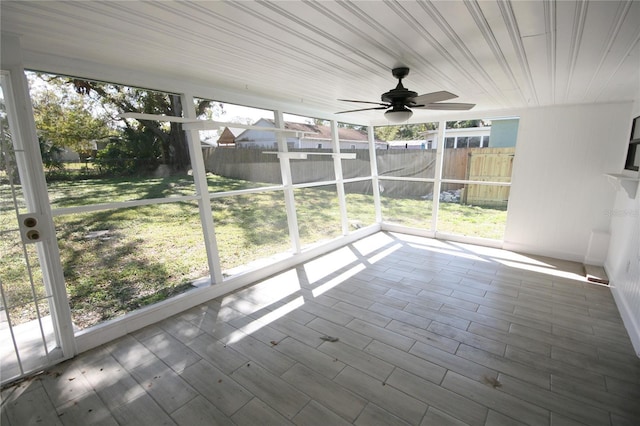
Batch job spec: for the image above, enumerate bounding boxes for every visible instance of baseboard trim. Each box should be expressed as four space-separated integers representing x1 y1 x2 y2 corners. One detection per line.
605 264 640 358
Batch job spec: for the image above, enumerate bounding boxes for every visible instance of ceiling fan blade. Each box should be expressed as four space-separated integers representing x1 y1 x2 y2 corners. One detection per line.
410 91 458 105
338 99 389 107
335 106 389 114
414 102 476 111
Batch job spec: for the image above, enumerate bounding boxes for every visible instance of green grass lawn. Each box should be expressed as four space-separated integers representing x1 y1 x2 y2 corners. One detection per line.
1 174 507 329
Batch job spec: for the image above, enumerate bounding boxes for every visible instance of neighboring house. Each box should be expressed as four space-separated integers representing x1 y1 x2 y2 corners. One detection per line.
388 127 491 150
390 120 519 150
443 127 491 149
216 127 236 146
234 118 386 150
53 138 111 162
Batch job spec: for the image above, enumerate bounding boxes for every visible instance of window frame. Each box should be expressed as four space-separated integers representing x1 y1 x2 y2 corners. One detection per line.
624 115 640 172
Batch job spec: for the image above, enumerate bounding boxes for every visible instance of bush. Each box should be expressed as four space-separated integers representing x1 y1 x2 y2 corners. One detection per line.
95 130 161 176
95 142 136 175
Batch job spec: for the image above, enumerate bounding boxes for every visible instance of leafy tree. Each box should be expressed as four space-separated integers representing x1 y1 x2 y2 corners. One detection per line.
374 122 437 141
94 131 160 176
0 98 19 184
39 136 64 171
33 73 214 172
337 121 367 132
31 86 112 162
446 120 489 129
375 125 399 141
69 78 213 172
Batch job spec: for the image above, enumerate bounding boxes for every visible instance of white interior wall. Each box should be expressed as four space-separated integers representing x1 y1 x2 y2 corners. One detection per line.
605 52 640 355
503 102 633 262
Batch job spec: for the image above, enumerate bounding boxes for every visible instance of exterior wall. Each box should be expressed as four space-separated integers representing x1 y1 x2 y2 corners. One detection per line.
398 128 490 150
489 118 519 147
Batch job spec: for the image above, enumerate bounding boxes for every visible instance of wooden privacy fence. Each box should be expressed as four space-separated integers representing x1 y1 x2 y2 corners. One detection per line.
202 146 515 206
463 147 515 208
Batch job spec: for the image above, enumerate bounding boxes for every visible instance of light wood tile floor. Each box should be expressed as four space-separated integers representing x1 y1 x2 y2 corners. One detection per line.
2 232 640 425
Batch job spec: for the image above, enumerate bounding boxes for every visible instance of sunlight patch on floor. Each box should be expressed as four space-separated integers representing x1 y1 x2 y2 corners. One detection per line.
225 296 305 345
303 248 358 284
311 264 367 298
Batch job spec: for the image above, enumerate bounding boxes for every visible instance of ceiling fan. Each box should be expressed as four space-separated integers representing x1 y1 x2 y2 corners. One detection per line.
336 67 475 123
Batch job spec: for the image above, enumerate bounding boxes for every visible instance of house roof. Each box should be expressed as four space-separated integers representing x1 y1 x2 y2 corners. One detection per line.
2 1 637 125
216 127 237 145
236 118 372 142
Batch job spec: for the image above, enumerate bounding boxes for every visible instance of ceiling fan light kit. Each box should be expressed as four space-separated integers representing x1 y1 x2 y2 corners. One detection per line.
336 67 475 121
385 107 413 123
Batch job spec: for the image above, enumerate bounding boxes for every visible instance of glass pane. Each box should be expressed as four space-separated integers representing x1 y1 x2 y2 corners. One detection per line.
48 175 197 208
197 99 281 188
291 153 335 184
342 149 372 179
193 99 275 145
0 231 48 323
437 184 509 240
55 202 206 329
468 136 482 148
445 137 455 148
374 123 438 179
27 72 195 192
442 122 492 180
335 122 370 151
338 121 372 179
380 180 433 229
295 185 342 247
376 150 438 179
206 170 279 193
443 121 516 182
344 180 376 230
211 192 290 275
282 114 335 184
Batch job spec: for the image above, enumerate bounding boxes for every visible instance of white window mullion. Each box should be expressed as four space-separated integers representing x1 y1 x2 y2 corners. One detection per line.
182 93 223 284
431 121 446 232
368 126 382 223
275 111 301 254
331 120 349 235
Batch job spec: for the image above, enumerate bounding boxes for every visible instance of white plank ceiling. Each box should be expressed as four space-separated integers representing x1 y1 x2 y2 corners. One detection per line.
1 0 639 124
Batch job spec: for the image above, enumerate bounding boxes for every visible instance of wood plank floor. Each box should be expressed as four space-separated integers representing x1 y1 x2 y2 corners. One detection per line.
2 232 639 425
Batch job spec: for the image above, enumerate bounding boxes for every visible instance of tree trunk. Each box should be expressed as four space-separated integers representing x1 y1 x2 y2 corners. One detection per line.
169 95 190 171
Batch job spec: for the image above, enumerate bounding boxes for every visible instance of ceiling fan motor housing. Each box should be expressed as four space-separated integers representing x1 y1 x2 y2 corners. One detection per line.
382 67 418 107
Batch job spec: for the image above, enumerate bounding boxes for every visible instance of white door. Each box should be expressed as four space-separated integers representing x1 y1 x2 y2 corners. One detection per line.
1 71 74 385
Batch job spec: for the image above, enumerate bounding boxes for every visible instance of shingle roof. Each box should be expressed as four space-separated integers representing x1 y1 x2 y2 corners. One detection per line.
255 119 370 142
